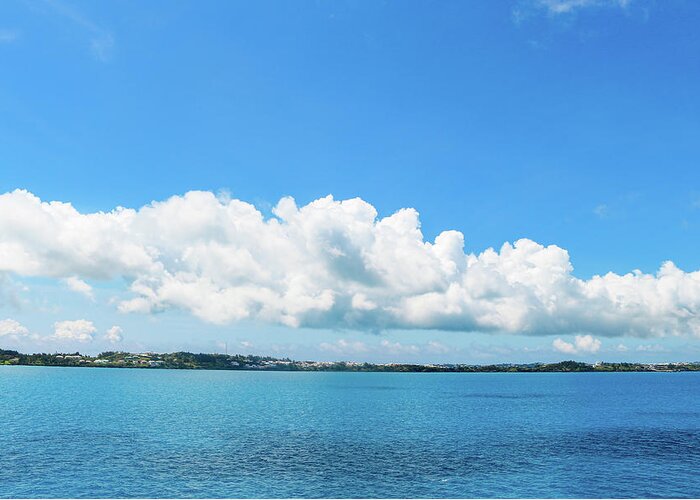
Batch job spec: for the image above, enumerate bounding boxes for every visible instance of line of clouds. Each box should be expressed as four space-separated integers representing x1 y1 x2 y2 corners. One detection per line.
318 339 456 358
0 317 123 344
1 189 700 338
0 317 678 359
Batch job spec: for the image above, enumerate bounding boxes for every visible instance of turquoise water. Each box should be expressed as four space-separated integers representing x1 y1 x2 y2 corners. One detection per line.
1 367 700 498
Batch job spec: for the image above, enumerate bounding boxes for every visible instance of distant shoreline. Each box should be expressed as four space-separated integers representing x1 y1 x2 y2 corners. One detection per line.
2 348 699 373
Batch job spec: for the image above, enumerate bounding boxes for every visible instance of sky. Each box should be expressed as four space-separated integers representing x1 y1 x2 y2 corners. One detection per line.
1 0 700 363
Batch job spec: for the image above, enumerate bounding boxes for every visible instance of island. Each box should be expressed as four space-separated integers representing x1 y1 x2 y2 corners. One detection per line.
1 349 699 372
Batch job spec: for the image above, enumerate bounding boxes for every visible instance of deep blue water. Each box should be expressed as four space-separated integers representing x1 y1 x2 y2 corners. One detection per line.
2 367 700 498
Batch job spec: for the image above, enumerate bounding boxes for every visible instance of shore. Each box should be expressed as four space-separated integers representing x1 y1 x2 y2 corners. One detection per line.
2 348 699 372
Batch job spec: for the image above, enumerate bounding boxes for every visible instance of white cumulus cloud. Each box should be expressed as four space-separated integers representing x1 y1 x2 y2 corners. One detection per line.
63 276 94 300
52 319 96 342
553 338 578 354
104 325 123 343
1 189 700 338
0 318 29 338
553 334 602 354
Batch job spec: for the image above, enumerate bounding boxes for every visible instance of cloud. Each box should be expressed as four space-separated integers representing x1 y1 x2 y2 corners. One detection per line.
636 343 668 353
529 0 631 15
104 325 122 343
52 319 96 342
553 334 602 354
512 0 634 24
319 339 369 355
40 0 115 62
380 339 420 355
553 338 577 354
0 272 22 309
0 319 29 338
426 340 450 354
2 189 700 338
63 276 94 300
574 334 602 353
90 34 114 62
594 204 609 218
318 339 455 358
0 29 20 43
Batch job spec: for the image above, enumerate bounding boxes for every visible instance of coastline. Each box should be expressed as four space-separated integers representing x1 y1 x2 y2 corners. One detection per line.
2 348 699 373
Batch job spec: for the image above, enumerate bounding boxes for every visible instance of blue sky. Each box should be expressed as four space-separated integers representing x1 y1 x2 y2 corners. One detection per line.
2 0 700 363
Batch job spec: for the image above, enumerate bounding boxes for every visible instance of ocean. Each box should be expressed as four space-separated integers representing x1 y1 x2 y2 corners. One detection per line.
1 366 699 498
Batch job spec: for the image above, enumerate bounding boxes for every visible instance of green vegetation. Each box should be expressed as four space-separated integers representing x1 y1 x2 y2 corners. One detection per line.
1 348 699 372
